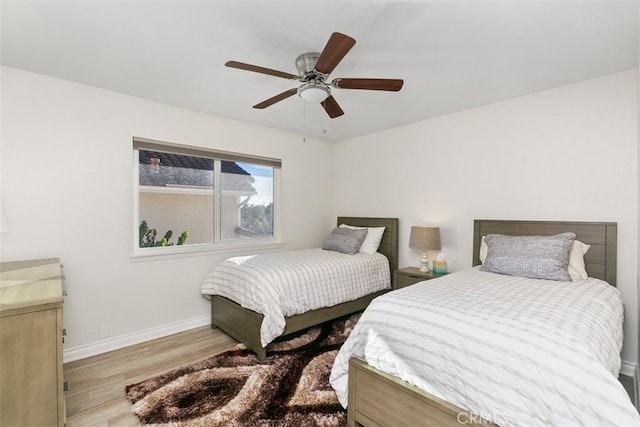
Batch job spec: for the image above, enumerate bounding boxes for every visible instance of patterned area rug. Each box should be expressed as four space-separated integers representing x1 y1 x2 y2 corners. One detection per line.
125 314 360 426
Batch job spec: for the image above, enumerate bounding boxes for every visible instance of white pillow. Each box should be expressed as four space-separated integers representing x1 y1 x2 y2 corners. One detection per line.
568 240 590 281
479 236 488 263
479 236 590 281
339 224 385 254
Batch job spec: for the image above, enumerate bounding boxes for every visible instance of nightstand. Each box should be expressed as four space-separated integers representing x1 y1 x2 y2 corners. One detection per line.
393 267 447 290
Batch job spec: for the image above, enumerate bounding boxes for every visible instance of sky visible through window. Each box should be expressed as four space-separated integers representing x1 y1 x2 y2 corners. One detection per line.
238 163 273 206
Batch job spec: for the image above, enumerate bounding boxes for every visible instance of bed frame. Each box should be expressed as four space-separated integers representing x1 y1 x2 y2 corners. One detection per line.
211 216 398 360
347 219 617 427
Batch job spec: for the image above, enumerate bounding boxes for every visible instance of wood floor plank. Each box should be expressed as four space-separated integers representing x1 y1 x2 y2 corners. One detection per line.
64 326 238 425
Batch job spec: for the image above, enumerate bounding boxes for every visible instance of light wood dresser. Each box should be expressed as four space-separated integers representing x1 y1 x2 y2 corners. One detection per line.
0 258 65 426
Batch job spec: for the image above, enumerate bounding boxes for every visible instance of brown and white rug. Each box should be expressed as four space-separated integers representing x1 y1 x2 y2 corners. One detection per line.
125 314 360 426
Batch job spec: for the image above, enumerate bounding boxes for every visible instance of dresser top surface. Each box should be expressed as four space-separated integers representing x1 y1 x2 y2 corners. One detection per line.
0 258 62 315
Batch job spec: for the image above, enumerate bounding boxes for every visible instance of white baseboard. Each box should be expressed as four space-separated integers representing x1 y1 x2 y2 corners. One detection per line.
63 314 210 363
621 360 637 378
635 364 640 410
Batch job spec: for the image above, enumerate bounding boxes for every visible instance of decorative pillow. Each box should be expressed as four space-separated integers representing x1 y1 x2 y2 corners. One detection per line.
322 227 368 255
568 240 590 281
480 235 590 281
339 224 385 254
480 233 576 281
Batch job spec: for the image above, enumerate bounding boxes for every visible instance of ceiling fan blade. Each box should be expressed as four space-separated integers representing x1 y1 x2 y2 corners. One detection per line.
253 88 298 109
314 32 356 75
321 96 344 118
226 61 298 80
332 78 404 91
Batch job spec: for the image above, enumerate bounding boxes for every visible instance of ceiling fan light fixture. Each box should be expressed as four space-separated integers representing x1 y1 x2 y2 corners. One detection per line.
297 83 330 103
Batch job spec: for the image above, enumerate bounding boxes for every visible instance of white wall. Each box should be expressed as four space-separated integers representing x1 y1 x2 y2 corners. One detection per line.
0 66 334 359
332 69 639 366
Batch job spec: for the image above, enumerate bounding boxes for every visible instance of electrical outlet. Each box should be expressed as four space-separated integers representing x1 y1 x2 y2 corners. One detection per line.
98 323 110 339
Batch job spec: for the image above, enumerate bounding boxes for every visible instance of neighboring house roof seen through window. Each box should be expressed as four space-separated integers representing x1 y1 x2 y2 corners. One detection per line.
138 150 256 193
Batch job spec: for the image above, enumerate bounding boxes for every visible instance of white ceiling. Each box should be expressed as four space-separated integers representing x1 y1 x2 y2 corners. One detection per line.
1 1 638 142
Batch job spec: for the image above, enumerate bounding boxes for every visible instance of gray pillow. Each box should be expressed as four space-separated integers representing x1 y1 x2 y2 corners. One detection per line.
322 227 368 255
480 232 576 281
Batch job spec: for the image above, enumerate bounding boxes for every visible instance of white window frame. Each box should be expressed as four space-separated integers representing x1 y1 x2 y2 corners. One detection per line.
131 137 283 261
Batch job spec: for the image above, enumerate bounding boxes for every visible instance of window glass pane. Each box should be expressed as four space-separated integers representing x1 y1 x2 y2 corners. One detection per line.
220 161 274 240
138 150 214 247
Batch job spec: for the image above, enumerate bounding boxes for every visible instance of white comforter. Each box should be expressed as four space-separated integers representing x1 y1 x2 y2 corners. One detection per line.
330 268 640 427
201 248 390 347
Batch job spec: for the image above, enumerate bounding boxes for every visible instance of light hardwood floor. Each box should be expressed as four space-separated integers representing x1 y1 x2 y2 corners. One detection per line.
64 326 637 426
63 326 238 426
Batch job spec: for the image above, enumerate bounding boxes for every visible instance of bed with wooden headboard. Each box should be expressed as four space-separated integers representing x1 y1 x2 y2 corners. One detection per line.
346 219 621 427
209 216 398 360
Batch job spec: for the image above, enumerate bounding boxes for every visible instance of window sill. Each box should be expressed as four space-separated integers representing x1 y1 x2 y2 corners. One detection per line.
130 240 285 263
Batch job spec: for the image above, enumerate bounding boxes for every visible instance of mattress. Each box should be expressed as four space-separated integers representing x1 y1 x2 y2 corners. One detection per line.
201 248 390 346
330 268 640 426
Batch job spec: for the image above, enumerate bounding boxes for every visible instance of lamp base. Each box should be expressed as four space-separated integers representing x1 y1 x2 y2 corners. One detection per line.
419 251 430 273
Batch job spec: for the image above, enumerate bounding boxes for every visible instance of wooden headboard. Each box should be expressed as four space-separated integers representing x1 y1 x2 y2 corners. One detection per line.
337 216 399 278
472 220 617 286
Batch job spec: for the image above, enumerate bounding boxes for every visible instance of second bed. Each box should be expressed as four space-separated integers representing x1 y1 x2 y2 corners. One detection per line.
201 216 398 360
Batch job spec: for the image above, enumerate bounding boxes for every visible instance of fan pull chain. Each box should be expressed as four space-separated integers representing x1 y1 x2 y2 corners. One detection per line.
302 99 307 142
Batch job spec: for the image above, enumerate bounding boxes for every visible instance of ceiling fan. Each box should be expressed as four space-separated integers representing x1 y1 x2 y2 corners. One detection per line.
225 32 404 119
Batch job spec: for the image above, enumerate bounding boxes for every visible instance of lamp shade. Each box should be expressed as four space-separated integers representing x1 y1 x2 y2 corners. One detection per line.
409 226 441 251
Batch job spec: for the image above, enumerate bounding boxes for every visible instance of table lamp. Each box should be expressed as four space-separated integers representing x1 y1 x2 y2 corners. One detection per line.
409 226 441 273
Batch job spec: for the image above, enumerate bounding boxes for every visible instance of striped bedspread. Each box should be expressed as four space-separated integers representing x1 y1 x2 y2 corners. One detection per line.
200 248 390 347
330 268 640 426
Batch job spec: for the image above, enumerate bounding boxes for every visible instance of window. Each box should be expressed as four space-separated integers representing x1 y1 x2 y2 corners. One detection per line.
133 137 281 256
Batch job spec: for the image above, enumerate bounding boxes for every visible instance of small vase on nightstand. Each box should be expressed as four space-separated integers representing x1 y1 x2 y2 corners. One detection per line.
432 253 447 274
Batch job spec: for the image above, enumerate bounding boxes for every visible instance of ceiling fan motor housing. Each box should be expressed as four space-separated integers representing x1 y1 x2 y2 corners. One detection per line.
296 52 330 85
295 52 323 77
295 52 331 102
